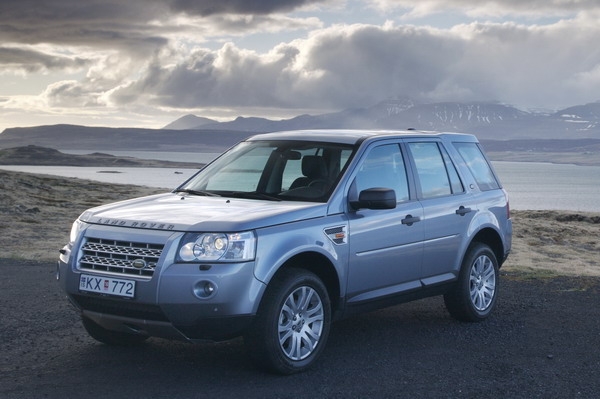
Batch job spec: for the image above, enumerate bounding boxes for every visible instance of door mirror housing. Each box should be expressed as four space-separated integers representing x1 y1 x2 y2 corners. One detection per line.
350 188 396 210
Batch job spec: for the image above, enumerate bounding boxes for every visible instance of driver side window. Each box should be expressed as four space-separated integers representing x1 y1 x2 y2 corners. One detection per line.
355 144 409 202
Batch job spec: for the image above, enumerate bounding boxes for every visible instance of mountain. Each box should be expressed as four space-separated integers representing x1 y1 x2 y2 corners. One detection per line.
554 103 600 124
164 99 600 139
162 114 218 130
1 99 599 153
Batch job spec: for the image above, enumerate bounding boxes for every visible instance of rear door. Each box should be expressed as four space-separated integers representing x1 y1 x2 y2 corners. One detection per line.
405 140 476 284
346 142 424 303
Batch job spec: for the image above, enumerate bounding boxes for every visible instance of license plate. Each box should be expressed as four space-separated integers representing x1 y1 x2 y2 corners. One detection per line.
79 274 135 298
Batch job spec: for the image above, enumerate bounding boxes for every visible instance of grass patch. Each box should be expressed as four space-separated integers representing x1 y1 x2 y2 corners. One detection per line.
502 267 562 281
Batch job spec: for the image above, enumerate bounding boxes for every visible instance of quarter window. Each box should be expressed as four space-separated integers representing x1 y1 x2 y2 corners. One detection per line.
453 142 500 191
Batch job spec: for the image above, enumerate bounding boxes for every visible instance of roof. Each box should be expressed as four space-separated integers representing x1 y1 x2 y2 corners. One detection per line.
246 129 477 145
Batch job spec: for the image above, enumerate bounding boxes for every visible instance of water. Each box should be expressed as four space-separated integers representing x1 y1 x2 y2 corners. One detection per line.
60 150 221 164
493 162 600 212
1 160 599 212
0 165 198 189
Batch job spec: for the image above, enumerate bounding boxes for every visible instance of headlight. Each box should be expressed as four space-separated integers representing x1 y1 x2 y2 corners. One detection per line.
69 219 87 245
178 231 256 262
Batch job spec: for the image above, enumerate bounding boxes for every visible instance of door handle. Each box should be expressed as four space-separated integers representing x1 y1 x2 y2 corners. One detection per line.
401 214 421 226
455 206 472 216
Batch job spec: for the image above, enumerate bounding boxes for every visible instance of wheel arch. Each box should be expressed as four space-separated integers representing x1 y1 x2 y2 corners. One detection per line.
470 227 506 267
273 251 342 316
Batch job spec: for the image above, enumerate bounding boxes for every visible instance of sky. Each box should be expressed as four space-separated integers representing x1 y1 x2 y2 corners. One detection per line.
1 0 600 132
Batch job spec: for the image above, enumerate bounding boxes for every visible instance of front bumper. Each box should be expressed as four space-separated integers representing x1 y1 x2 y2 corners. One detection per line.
58 256 265 342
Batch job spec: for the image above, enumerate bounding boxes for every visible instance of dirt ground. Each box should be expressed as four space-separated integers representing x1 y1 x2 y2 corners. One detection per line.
1 259 599 398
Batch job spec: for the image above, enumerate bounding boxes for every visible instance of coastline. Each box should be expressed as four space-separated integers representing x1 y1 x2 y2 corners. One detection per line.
1 169 599 277
487 151 600 166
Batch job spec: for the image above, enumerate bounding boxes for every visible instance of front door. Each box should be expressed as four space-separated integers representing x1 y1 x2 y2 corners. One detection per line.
346 143 424 304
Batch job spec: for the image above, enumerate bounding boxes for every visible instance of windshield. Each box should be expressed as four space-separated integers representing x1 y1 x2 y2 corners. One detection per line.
177 140 356 202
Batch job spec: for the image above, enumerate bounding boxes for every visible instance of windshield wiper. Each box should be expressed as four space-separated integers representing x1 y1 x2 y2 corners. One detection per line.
175 189 221 197
225 191 282 202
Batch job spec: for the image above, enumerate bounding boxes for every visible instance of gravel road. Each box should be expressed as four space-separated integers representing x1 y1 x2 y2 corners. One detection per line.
1 259 599 399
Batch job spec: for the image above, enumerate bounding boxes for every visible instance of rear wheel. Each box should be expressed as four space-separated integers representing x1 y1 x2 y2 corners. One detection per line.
244 268 331 374
82 316 149 346
444 243 499 322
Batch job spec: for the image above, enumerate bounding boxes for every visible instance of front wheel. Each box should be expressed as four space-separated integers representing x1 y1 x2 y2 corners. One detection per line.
444 243 499 322
244 268 331 374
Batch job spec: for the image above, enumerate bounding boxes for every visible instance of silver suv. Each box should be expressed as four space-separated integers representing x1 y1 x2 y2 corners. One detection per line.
58 130 512 374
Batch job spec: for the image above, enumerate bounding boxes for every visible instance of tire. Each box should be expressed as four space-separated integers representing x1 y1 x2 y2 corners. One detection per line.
81 316 149 346
244 268 331 375
444 243 499 322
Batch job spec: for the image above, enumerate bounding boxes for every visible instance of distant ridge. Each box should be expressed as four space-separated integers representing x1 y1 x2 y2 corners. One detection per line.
0 124 252 152
160 99 600 139
1 99 599 153
0 145 204 167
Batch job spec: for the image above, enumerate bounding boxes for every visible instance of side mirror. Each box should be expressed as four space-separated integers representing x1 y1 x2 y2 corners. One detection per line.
350 188 396 210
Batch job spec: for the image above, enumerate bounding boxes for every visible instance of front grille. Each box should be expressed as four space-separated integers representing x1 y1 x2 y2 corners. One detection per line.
78 237 163 278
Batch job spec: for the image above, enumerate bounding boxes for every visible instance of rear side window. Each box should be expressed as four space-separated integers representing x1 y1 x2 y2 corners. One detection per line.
407 142 464 199
453 142 500 191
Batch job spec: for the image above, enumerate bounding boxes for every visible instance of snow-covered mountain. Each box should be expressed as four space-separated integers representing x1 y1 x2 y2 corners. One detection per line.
165 99 600 139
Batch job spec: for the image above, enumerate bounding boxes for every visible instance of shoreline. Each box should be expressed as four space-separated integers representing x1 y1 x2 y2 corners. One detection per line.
1 169 599 277
487 151 600 167
2 144 599 167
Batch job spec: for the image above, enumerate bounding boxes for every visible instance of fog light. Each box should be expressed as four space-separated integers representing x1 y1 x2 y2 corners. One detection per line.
193 280 217 299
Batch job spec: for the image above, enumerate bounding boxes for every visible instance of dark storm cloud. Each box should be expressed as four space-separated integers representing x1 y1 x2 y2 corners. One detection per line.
0 0 323 47
0 0 170 49
0 47 90 72
167 0 324 16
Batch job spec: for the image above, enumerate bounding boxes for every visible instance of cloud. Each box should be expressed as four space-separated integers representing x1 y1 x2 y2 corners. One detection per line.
207 14 323 35
0 0 322 94
2 0 600 131
102 14 600 113
372 0 599 18
0 0 321 52
166 0 326 16
0 47 90 73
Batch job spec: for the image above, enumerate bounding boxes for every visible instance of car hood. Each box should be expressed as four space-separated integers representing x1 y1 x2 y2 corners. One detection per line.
79 192 328 232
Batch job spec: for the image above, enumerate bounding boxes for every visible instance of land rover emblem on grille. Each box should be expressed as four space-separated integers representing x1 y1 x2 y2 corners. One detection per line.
132 259 147 269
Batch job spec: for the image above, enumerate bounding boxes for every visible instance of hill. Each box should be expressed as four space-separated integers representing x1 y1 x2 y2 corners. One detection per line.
0 125 251 152
0 145 204 168
162 114 218 130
